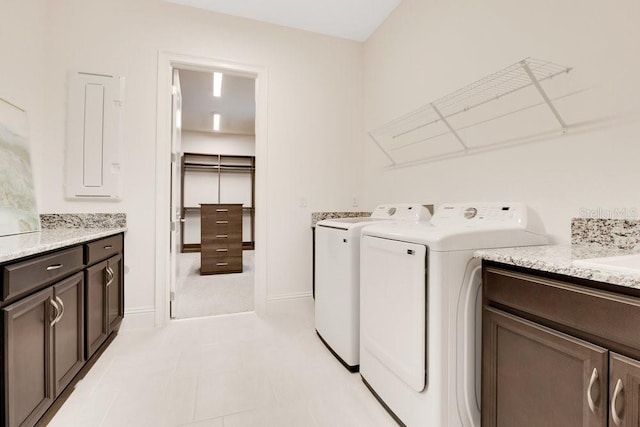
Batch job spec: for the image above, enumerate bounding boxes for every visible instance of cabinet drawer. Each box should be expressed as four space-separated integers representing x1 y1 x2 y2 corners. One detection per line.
484 266 640 352
3 246 83 301
85 234 123 265
201 228 242 242
201 242 242 257
201 256 242 274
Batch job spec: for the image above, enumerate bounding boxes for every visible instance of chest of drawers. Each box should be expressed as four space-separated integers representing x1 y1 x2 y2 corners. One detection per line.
200 204 243 274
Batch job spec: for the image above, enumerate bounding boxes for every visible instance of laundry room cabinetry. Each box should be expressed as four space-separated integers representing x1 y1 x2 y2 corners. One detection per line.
85 236 123 358
0 231 124 427
482 263 640 427
1 249 85 427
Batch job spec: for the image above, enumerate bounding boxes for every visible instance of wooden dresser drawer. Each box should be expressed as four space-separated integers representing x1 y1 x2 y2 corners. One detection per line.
2 246 84 301
201 228 242 243
484 266 640 352
201 256 242 274
201 241 242 257
85 234 123 265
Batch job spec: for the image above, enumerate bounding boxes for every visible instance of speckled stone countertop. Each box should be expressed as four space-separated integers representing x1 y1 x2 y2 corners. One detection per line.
475 245 640 289
0 213 126 263
311 212 372 227
475 216 640 289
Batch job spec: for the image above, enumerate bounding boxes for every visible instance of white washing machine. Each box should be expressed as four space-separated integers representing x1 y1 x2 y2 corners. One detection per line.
359 203 548 426
315 204 431 372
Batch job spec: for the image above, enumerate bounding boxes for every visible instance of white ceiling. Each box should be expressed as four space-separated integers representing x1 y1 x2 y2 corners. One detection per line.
164 0 402 41
178 69 256 135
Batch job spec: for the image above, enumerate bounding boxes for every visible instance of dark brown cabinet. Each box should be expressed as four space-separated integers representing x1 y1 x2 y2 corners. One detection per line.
1 232 124 427
482 263 640 427
52 273 85 395
2 272 84 427
2 287 54 427
200 204 243 274
85 253 123 359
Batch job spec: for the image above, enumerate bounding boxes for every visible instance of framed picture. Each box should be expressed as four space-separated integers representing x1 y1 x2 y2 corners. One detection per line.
0 97 40 236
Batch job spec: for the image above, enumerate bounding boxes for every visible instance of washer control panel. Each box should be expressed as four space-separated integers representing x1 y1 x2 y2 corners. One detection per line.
370 204 431 221
432 203 527 226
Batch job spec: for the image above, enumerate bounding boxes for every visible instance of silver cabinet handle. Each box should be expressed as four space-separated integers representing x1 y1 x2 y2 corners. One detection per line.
104 245 113 250
46 263 63 271
216 248 228 252
611 378 624 426
50 299 61 326
105 265 115 287
216 262 229 266
180 218 186 223
55 296 65 321
216 209 228 212
216 220 228 224
587 368 599 414
216 234 228 238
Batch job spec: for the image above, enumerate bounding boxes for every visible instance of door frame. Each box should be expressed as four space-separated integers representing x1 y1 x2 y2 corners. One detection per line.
155 51 269 326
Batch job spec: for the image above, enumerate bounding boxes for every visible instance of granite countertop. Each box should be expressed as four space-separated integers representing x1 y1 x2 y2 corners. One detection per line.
0 227 127 263
475 244 640 289
311 211 372 227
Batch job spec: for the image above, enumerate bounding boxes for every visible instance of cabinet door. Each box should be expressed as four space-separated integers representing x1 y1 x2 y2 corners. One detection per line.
85 259 109 358
2 287 55 427
106 254 123 332
482 307 608 427
609 353 640 426
53 272 85 395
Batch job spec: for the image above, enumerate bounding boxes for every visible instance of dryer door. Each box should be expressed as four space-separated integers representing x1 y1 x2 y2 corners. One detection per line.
361 235 427 392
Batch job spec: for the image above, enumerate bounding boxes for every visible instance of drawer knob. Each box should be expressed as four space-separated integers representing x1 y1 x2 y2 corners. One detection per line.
46 263 63 271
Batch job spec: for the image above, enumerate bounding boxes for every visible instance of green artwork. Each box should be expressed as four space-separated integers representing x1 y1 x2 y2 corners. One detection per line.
0 97 40 236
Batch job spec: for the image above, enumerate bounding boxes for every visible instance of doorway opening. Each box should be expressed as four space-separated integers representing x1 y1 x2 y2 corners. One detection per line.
174 68 257 319
155 53 268 326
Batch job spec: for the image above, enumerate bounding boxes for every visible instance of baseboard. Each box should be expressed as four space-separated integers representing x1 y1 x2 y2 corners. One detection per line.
267 291 313 301
120 307 156 330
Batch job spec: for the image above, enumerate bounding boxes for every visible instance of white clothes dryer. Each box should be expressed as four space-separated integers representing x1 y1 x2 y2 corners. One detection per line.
315 204 431 372
359 203 548 426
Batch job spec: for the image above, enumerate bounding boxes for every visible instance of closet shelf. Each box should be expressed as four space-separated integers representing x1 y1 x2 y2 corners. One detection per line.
368 57 573 166
183 206 254 211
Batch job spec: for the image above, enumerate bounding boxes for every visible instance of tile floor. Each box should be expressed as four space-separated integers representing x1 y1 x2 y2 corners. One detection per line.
48 298 397 427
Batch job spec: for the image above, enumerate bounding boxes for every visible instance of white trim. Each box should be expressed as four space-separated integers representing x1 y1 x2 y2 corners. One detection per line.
267 292 313 301
121 307 156 330
155 51 269 327
124 306 156 315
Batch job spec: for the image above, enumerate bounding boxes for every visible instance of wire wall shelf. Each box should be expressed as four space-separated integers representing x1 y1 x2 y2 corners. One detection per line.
368 58 573 166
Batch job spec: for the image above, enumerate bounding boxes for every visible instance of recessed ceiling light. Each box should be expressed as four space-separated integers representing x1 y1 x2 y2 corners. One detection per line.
213 72 222 97
213 113 221 131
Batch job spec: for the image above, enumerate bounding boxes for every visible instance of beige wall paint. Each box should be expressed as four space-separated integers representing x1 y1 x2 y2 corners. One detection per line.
6 0 364 320
362 0 640 243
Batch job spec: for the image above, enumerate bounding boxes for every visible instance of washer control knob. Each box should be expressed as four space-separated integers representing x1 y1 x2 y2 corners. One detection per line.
388 207 397 216
464 207 478 219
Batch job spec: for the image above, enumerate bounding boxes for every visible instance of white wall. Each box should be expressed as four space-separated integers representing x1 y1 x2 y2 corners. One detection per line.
182 131 255 156
5 0 363 320
362 0 640 244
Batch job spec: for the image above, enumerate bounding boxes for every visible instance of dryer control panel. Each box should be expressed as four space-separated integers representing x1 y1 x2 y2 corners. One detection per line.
432 203 530 227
